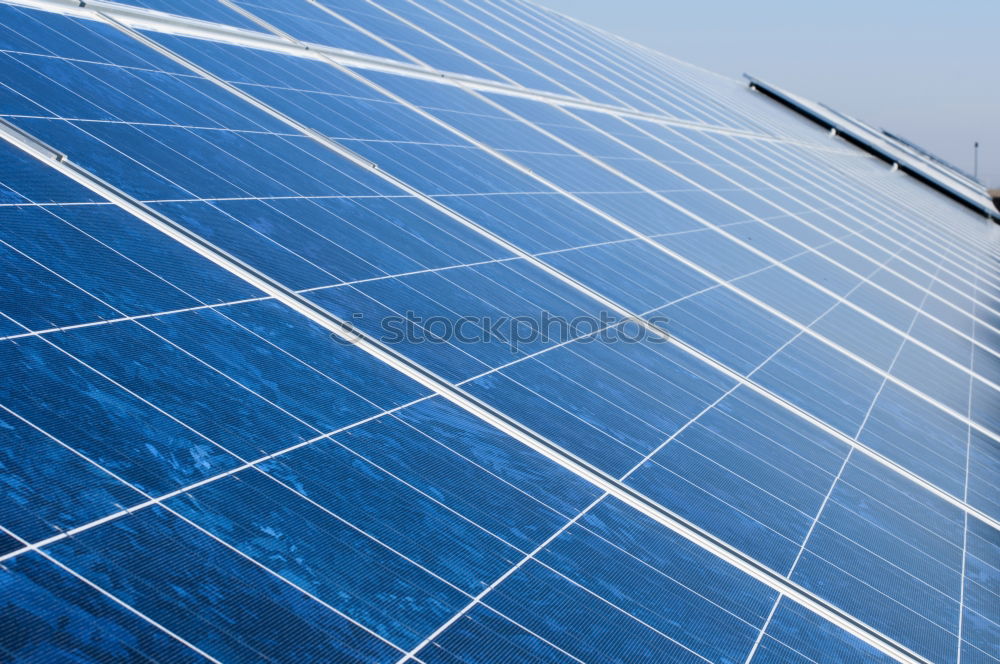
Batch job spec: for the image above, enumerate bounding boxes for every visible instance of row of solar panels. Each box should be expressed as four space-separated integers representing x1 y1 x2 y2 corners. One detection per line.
0 1 997 663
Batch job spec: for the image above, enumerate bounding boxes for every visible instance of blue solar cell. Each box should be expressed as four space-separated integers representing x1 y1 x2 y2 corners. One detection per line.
858 382 969 498
46 506 403 662
751 598 899 664
663 285 799 374
479 497 777 664
0 411 143 544
754 334 883 435
792 455 965 663
466 337 735 478
415 602 579 664
1 552 211 663
627 386 847 573
0 335 245 496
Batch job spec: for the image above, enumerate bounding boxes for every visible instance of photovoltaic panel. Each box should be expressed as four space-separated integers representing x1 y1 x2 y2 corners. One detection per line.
0 1 997 664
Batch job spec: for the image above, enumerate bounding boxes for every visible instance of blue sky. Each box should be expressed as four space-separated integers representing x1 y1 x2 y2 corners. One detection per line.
539 0 999 187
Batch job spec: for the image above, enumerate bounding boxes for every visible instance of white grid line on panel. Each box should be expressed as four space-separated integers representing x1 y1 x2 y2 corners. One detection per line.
0 525 225 664
0 0 814 144
496 98 1000 384
99 9 1000 536
724 133 1000 304
310 59 1000 519
0 89 932 664
412 81 1000 436
395 0 587 101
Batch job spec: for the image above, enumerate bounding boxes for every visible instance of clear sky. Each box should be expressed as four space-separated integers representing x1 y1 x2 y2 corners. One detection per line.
539 0 999 187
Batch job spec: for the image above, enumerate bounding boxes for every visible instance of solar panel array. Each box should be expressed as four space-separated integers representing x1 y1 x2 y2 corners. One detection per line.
0 1 997 663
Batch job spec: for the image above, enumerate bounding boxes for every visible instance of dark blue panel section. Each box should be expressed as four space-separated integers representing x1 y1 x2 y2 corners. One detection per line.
139 307 398 429
416 603 578 664
257 432 521 596
0 552 208 664
0 336 243 497
0 410 143 544
359 398 603 550
48 320 317 460
793 455 964 664
751 598 898 664
858 383 968 498
481 498 776 664
0 143 102 204
627 386 845 573
0 204 261 331
466 337 734 478
219 298 427 410
46 507 402 663
754 335 883 436
168 469 465 649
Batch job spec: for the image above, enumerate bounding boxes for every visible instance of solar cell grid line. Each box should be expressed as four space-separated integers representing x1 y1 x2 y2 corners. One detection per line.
0 29 960 664
436 0 650 114
735 137 1000 281
302 0 524 86
680 133 1000 312
0 527 225 664
0 141 932 664
387 0 585 98
469 0 698 121
634 125 1000 321
348 71 1000 447
552 111 1000 363
491 100 1000 369
117 18 1000 528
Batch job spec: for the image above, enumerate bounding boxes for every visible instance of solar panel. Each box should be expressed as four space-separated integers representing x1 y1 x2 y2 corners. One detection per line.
0 1 997 663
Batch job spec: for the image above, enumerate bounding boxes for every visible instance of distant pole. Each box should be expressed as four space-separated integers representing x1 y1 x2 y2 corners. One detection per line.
974 141 979 180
